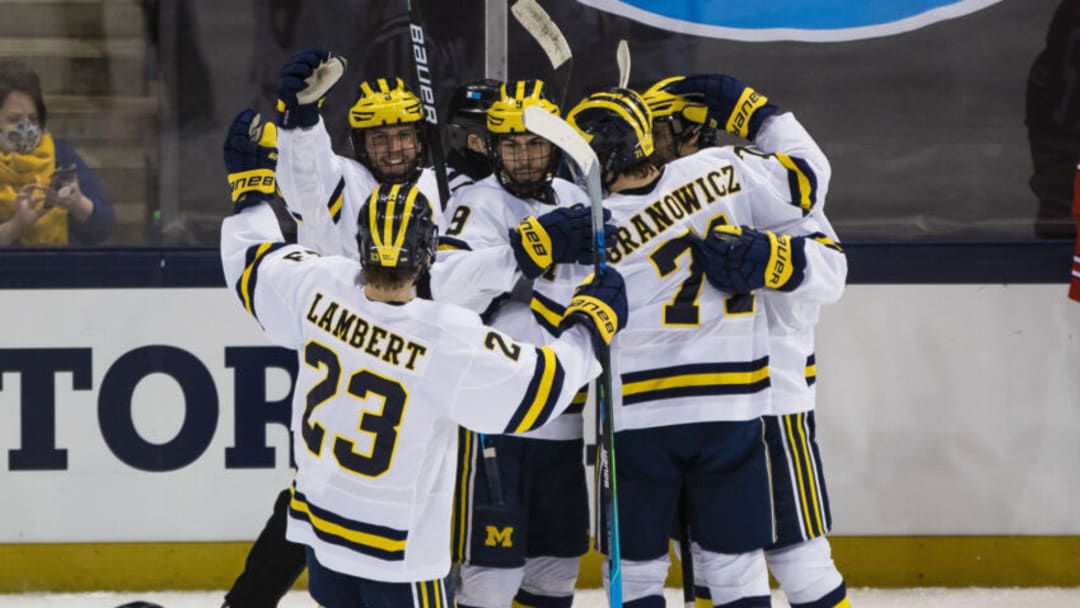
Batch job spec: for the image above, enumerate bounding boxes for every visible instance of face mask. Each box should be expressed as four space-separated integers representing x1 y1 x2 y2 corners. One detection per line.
0 117 43 154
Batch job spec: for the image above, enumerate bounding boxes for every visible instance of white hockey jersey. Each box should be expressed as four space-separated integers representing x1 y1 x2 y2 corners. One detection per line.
604 112 830 431
220 203 602 582
435 175 595 440
275 117 445 256
752 115 847 416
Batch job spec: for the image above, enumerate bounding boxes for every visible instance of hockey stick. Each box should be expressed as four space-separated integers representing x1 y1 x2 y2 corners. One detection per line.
478 433 504 507
405 0 451 209
677 488 695 608
511 0 574 108
616 39 630 89
522 105 622 607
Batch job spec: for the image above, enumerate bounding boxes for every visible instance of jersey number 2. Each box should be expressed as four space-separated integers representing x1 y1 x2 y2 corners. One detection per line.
302 341 407 477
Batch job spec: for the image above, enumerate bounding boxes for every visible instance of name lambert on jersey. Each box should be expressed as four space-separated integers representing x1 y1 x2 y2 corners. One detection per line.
608 164 741 263
305 292 428 370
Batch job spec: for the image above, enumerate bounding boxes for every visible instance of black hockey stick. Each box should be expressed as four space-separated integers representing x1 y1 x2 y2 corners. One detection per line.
405 0 450 209
478 433 504 507
522 105 622 607
511 0 574 108
677 487 695 608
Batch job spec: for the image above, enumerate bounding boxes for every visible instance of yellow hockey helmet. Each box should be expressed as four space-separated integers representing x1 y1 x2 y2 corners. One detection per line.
566 87 654 177
486 79 560 135
356 182 437 271
642 76 710 126
349 78 424 128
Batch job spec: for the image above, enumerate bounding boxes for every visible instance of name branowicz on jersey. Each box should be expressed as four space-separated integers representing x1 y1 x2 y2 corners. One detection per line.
605 112 837 431
220 203 603 583
274 115 446 256
435 174 594 440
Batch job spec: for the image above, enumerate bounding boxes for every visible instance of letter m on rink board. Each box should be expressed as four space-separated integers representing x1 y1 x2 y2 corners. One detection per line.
484 525 514 547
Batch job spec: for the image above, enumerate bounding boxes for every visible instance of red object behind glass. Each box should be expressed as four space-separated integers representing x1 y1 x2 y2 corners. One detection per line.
1070 160 1080 302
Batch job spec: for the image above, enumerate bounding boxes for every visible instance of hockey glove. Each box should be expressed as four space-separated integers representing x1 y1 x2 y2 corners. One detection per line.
559 268 628 348
224 109 278 212
277 48 347 129
661 74 778 140
509 204 615 279
699 225 806 294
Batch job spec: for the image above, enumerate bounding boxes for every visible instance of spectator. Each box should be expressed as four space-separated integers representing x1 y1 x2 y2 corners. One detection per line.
0 60 114 246
1026 0 1080 239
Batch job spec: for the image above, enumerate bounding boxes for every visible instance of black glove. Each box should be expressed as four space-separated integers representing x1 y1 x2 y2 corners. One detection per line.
277 48 346 129
661 74 778 140
224 109 278 212
509 204 615 279
699 225 806 294
558 268 628 348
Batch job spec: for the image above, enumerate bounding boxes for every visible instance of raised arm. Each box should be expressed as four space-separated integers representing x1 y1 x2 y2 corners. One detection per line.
448 268 627 434
273 49 358 255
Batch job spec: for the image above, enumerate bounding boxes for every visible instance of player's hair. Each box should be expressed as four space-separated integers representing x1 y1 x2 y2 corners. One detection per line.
356 182 437 289
348 78 426 182
566 87 654 186
0 59 46 127
486 79 562 200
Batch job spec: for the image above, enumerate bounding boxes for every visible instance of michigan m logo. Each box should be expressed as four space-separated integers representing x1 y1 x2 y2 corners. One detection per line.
484 525 514 547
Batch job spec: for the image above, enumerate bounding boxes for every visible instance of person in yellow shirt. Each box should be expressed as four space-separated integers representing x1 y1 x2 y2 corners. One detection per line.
0 60 114 246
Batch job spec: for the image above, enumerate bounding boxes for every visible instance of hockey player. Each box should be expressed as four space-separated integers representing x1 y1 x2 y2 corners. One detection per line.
444 79 501 194
643 75 851 608
273 48 446 254
562 85 829 607
440 79 602 608
220 77 601 608
221 108 628 608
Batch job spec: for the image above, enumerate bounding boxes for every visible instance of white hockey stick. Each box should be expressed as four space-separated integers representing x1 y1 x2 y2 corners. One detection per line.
616 39 630 88
512 0 574 107
522 105 622 608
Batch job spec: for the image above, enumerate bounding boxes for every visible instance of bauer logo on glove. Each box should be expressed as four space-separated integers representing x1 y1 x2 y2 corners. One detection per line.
224 109 279 210
567 295 617 339
764 230 794 289
728 88 770 139
558 270 628 348
701 225 806 294
229 172 276 202
516 216 553 267
508 206 606 279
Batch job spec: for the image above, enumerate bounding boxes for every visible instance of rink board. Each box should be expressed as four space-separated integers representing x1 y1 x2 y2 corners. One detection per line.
1 246 1078 590
3 536 1080 591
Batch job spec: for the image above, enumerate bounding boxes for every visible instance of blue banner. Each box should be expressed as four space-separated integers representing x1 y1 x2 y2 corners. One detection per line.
576 0 1003 41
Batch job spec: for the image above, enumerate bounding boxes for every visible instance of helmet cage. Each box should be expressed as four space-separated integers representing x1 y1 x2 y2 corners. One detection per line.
349 77 426 182
486 79 562 200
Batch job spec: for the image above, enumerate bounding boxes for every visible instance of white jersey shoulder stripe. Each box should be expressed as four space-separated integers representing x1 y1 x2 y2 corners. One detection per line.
237 241 287 320
504 346 565 433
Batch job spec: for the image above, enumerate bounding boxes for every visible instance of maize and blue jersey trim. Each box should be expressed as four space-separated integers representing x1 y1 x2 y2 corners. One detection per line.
288 484 408 562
